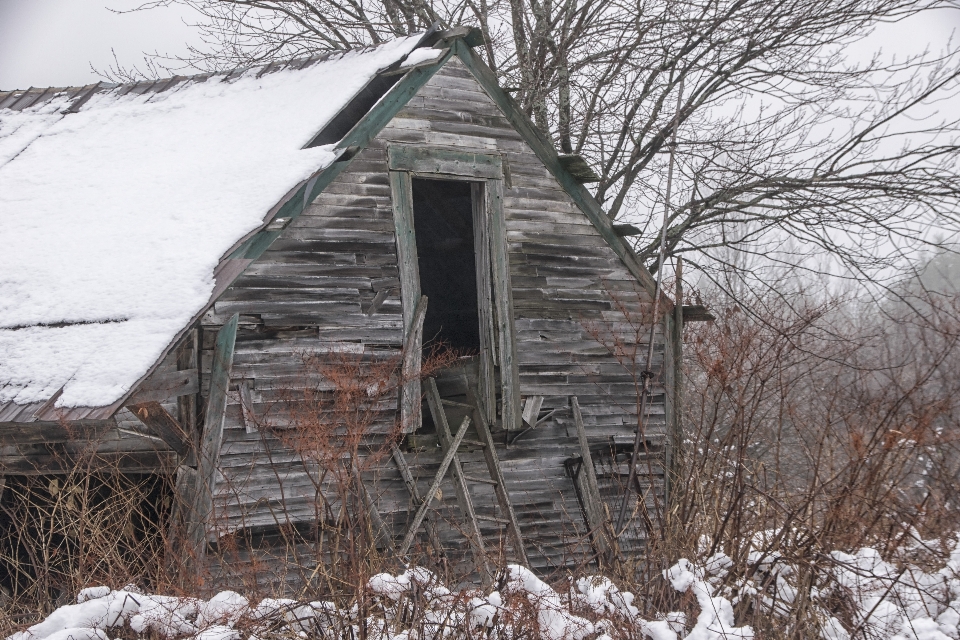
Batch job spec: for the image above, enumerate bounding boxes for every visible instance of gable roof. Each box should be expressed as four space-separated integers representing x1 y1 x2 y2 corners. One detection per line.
0 30 661 422
0 35 427 416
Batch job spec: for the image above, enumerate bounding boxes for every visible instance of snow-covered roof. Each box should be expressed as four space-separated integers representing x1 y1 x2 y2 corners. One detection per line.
0 35 424 417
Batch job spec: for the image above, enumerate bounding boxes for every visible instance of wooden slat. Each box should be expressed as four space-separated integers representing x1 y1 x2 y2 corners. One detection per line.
391 444 445 556
238 380 257 434
468 381 529 566
387 144 503 179
125 401 189 456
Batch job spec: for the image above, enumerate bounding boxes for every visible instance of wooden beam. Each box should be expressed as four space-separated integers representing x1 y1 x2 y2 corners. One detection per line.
389 170 421 334
571 397 610 559
398 415 472 556
351 462 395 554
425 377 493 585
125 402 190 456
468 384 529 566
126 369 198 405
177 329 199 467
187 313 239 559
387 145 503 179
399 296 427 434
472 182 497 425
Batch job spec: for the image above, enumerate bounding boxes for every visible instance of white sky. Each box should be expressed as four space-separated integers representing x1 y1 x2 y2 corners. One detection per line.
0 0 204 90
1 1 958 88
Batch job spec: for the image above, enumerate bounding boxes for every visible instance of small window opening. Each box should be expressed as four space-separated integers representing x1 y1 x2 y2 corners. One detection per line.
412 178 481 353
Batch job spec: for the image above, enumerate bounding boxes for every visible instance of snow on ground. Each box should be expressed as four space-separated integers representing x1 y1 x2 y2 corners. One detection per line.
7 544 960 640
0 34 421 408
13 541 960 640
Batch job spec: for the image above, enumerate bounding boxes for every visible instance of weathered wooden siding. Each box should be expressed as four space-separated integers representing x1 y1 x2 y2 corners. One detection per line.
0 349 184 475
201 57 669 585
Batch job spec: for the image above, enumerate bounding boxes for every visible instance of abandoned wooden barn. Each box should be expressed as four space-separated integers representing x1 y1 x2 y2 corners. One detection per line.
0 27 684 589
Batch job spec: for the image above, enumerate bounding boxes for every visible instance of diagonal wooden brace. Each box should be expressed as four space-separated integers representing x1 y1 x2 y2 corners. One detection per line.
398 415 471 556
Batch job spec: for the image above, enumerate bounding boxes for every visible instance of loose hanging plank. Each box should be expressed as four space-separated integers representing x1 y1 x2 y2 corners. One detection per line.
125 401 190 456
521 396 545 429
187 313 239 559
571 397 610 558
391 444 445 557
398 415 472 556
467 381 529 566
399 295 427 433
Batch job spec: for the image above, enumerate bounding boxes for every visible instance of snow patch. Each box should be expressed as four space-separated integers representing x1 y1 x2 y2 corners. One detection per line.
0 35 421 408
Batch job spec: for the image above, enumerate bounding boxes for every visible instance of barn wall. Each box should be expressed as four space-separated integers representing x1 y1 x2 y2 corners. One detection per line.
200 56 669 587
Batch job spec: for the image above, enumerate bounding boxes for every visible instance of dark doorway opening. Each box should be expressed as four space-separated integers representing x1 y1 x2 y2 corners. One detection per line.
412 178 481 352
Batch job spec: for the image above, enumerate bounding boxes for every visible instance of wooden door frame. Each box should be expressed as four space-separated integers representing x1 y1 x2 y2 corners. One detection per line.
387 143 521 432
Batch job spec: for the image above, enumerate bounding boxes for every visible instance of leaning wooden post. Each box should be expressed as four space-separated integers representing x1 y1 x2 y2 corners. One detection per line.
186 313 239 564
399 295 427 433
571 397 611 562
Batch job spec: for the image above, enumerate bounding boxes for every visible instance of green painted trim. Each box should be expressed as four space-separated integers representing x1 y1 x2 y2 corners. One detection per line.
449 40 659 298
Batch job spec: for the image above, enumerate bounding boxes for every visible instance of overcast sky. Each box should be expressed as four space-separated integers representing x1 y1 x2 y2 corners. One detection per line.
0 0 204 89
1 1 959 90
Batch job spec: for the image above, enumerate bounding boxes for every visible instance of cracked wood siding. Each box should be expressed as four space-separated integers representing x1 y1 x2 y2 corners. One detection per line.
198 57 667 585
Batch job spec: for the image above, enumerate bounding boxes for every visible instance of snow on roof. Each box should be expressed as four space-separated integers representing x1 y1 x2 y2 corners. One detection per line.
0 35 422 411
